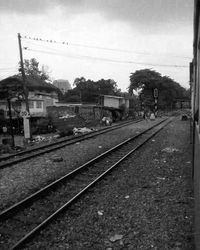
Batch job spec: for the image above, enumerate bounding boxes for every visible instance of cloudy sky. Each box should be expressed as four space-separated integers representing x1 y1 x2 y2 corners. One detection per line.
0 0 194 91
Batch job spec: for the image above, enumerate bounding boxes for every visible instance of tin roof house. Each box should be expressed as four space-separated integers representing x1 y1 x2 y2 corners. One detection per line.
0 75 60 119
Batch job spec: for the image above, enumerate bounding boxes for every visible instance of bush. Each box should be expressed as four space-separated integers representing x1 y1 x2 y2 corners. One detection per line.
32 118 55 134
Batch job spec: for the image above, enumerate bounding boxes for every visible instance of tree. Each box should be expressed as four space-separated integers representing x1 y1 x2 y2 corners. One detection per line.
128 68 188 110
73 77 86 88
96 79 119 95
73 77 87 102
129 69 162 94
20 58 50 81
64 77 121 103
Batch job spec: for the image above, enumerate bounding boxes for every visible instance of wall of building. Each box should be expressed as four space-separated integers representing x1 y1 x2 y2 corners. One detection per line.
46 105 104 132
102 96 129 110
23 90 58 117
47 105 102 122
0 89 59 119
103 96 121 108
175 100 191 109
0 100 19 118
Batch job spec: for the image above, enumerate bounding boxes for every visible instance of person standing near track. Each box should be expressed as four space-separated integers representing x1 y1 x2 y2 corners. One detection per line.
2 125 7 137
150 112 155 120
143 110 149 121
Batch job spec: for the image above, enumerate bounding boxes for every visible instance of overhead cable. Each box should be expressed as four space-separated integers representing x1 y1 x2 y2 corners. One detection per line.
24 47 188 68
22 35 192 60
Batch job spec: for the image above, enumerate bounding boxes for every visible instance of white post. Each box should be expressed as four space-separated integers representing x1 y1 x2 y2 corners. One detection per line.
23 117 30 140
20 110 31 142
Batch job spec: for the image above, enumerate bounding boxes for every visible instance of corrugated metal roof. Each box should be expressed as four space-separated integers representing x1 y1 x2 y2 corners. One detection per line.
0 75 59 93
100 94 123 99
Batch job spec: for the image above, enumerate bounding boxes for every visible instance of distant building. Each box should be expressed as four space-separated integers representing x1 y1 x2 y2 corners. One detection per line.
53 79 71 94
175 98 191 109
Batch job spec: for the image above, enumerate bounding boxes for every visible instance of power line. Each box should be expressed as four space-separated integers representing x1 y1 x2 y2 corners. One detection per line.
0 70 18 74
0 72 18 79
0 67 17 70
24 47 188 68
22 35 192 60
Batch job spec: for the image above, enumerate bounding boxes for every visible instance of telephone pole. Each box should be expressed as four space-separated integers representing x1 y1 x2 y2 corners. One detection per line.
18 33 31 141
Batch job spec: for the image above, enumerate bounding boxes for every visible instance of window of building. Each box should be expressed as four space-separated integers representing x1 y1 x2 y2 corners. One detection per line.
6 111 15 117
75 106 79 114
36 100 42 109
29 100 34 109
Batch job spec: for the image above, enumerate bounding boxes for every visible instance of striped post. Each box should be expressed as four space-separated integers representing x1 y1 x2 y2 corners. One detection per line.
154 88 158 117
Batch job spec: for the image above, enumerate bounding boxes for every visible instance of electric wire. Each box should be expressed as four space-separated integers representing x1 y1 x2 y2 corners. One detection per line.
24 47 188 69
22 35 192 60
0 67 18 70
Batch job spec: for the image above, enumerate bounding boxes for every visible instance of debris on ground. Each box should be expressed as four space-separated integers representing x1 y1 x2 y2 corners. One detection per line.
59 114 76 119
97 210 104 216
32 135 47 142
109 234 123 242
53 134 60 139
162 146 180 153
157 176 166 180
102 117 112 126
51 156 64 162
31 135 56 143
73 127 96 135
0 144 13 154
181 115 189 121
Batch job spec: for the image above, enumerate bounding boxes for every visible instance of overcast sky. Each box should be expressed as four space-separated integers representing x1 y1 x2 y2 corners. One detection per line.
0 0 194 91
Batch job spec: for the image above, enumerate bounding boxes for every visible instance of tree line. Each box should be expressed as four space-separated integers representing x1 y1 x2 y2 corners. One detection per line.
1 58 190 110
129 69 190 110
60 77 122 103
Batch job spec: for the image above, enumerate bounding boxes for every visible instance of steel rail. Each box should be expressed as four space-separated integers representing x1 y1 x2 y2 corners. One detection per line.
0 118 172 250
0 118 168 221
0 119 142 169
0 119 140 161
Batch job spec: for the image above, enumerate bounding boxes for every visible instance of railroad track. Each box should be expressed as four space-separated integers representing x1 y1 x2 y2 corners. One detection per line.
0 117 172 250
0 119 142 169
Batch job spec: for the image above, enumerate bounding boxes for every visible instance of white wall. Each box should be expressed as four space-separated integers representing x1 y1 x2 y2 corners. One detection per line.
104 97 120 108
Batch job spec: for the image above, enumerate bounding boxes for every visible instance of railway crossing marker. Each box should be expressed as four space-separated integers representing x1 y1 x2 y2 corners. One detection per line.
20 110 30 118
20 110 31 140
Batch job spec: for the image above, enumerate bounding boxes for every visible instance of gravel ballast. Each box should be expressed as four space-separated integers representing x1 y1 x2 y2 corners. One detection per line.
0 119 162 210
20 118 194 250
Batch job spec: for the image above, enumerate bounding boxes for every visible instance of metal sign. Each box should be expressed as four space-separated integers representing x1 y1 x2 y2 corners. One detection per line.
154 88 158 98
20 110 30 118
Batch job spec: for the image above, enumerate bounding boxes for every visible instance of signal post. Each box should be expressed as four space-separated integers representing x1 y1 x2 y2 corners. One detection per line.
154 88 158 117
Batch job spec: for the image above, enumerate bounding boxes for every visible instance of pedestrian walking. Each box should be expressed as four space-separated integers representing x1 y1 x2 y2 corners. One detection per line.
2 125 7 136
143 111 149 122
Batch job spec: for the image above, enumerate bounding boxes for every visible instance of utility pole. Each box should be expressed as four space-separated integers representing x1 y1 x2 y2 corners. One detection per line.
7 97 15 148
18 33 31 142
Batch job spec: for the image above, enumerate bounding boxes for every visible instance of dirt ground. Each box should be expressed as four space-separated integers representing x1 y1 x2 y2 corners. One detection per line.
23 117 194 250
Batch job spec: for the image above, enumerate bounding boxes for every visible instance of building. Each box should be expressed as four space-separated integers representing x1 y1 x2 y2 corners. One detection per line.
53 79 71 94
98 95 130 121
99 95 129 109
0 76 60 119
175 98 191 109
